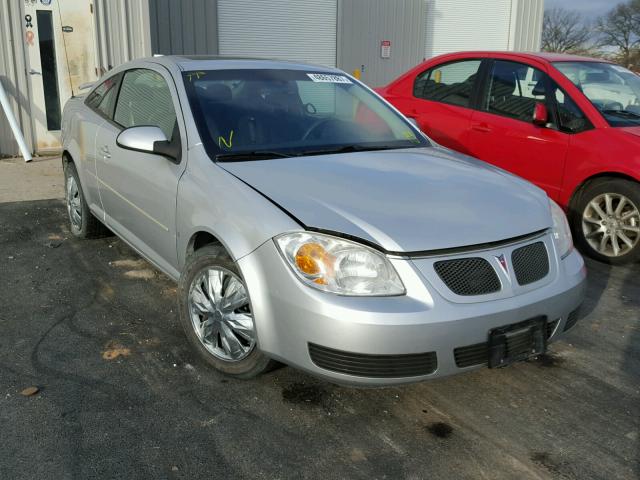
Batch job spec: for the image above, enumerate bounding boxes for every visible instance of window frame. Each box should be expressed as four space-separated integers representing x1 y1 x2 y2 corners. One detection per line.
112 68 179 141
412 58 486 110
477 59 550 124
477 58 592 134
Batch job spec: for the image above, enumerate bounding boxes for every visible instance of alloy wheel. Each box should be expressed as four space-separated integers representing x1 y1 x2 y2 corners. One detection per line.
66 175 82 230
188 267 256 362
582 192 640 257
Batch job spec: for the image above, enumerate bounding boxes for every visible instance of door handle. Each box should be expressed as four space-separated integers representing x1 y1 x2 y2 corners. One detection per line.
471 123 492 133
100 146 111 159
29 69 41 75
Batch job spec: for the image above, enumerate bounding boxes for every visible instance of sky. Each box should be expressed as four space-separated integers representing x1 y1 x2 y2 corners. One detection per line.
544 0 618 19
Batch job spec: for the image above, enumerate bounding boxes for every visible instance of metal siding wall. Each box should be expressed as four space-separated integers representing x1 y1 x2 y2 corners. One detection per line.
94 0 151 73
425 0 513 58
149 0 218 55
511 0 544 51
338 0 426 87
218 0 337 67
0 0 33 157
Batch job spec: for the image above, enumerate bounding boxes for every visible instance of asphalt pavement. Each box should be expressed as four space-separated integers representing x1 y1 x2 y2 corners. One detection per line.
0 198 638 480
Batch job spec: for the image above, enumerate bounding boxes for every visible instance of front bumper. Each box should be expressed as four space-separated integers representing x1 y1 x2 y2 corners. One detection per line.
238 238 586 386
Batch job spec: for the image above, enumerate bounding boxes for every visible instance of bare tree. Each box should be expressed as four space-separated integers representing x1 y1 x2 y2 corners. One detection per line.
596 1 640 67
542 8 592 53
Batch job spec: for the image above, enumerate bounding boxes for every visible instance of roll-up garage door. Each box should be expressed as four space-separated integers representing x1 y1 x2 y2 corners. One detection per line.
425 0 513 58
218 0 337 67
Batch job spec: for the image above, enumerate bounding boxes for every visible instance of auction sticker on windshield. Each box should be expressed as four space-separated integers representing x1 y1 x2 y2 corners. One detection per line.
307 73 352 84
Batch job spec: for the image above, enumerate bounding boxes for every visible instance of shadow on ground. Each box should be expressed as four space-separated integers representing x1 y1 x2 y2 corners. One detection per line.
0 200 638 479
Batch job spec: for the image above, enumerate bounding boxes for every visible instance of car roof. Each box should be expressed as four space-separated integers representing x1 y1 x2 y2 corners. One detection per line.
435 51 612 65
143 55 342 73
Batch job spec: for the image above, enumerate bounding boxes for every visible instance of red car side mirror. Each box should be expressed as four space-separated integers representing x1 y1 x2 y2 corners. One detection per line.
533 102 548 126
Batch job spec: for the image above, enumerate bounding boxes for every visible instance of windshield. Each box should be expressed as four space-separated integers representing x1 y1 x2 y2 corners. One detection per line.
182 69 428 160
554 61 640 127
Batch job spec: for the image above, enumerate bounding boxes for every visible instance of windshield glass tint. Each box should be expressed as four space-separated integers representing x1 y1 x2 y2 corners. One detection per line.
554 61 640 127
183 69 428 159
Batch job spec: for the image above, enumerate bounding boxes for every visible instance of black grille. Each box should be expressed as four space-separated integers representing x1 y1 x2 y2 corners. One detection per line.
434 257 501 296
564 308 580 332
454 319 559 368
511 242 549 285
308 343 437 378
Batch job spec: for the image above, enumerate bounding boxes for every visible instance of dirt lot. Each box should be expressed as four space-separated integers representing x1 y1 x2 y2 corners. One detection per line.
0 158 638 479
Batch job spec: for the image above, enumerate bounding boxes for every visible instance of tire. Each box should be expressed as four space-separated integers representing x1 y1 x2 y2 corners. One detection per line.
63 161 108 239
571 178 640 264
178 244 275 379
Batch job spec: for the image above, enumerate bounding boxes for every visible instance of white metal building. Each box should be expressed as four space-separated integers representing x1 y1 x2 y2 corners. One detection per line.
0 0 544 157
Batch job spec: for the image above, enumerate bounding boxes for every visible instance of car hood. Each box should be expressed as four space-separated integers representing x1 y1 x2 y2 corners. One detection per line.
220 147 552 252
619 126 640 138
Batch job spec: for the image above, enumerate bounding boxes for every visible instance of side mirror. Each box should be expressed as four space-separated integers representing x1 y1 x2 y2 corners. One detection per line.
533 102 548 127
116 126 177 159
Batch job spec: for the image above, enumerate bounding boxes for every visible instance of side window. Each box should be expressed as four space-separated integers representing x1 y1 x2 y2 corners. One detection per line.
483 60 547 122
114 69 177 140
85 74 121 119
551 85 592 134
413 60 481 108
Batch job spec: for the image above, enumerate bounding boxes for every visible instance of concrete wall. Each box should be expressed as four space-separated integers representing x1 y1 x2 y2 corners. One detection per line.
0 0 33 157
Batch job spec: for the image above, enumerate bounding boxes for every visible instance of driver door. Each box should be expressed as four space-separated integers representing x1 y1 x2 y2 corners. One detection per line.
467 60 570 200
95 66 187 277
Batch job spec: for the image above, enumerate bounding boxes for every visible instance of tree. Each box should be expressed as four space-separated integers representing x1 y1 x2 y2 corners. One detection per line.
596 1 640 67
542 8 592 53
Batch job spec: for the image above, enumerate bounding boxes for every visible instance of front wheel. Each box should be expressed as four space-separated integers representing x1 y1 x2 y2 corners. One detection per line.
572 178 640 264
177 245 275 378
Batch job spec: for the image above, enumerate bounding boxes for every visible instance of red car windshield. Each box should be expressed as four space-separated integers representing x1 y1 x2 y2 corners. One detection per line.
554 61 640 127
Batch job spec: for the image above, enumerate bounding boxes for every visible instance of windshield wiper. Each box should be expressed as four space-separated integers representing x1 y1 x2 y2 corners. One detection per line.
215 150 294 162
297 143 418 157
602 109 640 118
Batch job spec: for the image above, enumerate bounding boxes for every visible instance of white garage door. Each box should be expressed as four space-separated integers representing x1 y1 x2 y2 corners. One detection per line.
425 0 513 58
218 0 337 67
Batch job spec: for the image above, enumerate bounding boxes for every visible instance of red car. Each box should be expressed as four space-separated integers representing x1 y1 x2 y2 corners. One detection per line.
378 51 640 264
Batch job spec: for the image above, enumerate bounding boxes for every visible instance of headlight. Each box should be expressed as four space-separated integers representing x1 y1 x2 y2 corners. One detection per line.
550 199 573 258
275 232 405 296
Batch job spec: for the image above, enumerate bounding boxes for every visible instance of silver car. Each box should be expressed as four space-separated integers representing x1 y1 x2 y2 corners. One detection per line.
61 56 586 385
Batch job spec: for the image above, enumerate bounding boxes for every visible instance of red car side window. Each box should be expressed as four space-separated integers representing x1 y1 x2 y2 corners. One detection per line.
413 60 481 108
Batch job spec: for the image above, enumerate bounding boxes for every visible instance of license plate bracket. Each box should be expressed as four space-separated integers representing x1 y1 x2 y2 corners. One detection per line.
488 317 547 368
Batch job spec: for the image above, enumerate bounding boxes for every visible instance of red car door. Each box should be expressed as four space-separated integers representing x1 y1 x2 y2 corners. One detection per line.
467 59 570 200
388 59 484 156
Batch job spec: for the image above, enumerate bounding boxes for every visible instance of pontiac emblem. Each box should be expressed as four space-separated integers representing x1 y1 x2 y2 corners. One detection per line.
496 254 509 275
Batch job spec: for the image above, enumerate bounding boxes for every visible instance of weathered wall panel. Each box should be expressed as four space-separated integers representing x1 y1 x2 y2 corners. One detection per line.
510 0 544 51
149 0 219 55
0 0 33 157
94 0 152 73
338 0 426 87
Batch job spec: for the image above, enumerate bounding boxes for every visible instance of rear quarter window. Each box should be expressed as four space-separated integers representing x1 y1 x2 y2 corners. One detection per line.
85 74 121 119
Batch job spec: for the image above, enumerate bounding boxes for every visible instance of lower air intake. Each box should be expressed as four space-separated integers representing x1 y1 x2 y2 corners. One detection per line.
308 343 437 378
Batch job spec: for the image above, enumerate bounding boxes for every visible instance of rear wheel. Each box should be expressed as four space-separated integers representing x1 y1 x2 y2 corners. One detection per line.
572 178 640 264
63 161 107 238
178 244 275 378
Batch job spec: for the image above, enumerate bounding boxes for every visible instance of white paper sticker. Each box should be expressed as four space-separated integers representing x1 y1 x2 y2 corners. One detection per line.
307 73 352 84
